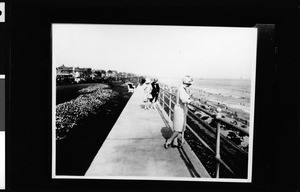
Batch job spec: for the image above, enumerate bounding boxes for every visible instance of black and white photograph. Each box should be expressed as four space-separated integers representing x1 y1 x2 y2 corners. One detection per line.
52 24 257 182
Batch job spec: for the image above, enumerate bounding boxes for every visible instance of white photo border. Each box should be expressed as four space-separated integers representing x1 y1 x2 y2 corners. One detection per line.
51 24 258 183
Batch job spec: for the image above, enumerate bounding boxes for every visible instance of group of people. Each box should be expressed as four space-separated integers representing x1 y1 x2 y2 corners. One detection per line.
142 75 195 149
143 78 160 110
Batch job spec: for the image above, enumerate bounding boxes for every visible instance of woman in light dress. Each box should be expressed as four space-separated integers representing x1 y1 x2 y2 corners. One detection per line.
143 78 153 110
164 76 194 149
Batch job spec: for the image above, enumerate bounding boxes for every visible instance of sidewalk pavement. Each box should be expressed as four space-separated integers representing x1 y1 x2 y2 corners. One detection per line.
85 85 210 179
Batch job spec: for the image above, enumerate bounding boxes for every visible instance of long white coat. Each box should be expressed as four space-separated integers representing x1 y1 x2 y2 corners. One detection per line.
143 83 152 102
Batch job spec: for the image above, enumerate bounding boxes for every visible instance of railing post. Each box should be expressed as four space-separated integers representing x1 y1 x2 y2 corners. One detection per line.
182 112 187 144
162 89 165 111
176 86 180 105
158 91 161 105
168 93 172 118
159 87 163 106
215 107 222 178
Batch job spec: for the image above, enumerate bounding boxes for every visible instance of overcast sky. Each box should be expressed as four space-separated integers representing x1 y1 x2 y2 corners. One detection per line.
53 24 257 79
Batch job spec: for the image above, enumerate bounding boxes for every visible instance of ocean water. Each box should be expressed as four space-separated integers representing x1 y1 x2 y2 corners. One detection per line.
159 77 252 114
191 78 251 100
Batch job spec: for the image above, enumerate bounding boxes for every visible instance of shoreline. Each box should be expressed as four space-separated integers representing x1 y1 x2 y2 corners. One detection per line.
158 79 251 119
190 87 250 115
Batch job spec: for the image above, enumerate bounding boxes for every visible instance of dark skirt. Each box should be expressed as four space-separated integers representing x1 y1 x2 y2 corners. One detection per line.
150 93 159 102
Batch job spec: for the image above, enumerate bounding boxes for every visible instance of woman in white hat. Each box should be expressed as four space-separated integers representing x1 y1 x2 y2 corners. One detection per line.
164 75 194 149
143 78 153 110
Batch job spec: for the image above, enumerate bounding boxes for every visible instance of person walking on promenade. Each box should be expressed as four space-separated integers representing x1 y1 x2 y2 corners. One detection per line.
140 76 146 85
150 78 160 109
143 78 153 110
164 75 194 149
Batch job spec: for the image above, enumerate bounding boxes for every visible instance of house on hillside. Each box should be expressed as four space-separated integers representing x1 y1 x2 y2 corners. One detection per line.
56 64 73 75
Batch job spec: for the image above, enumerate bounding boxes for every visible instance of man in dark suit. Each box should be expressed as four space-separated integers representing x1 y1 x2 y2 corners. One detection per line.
150 78 160 109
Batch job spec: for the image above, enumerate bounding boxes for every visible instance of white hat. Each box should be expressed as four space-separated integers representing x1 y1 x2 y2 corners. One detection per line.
145 78 151 84
183 75 193 85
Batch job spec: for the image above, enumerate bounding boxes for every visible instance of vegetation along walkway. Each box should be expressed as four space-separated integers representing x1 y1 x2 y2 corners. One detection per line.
85 85 210 179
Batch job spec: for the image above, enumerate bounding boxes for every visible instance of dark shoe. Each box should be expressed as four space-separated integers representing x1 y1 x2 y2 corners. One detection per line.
170 143 177 148
177 139 183 148
164 142 171 149
171 143 182 148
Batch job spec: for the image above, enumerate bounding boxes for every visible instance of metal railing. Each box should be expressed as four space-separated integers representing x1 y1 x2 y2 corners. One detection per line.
157 86 249 178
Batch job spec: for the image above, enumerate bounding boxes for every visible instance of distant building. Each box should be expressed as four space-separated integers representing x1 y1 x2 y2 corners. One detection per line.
118 72 127 78
74 67 85 78
94 70 106 78
74 67 92 78
100 70 106 77
127 73 136 78
107 70 118 77
56 65 73 75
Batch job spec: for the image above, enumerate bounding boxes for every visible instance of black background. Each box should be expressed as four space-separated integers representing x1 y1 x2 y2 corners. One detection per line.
6 0 299 191
0 27 5 74
0 80 4 132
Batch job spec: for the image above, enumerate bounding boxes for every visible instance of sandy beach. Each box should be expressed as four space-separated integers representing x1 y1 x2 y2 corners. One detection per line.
190 87 250 114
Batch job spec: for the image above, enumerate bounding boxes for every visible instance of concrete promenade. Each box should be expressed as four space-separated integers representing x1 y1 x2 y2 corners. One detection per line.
85 85 210 179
